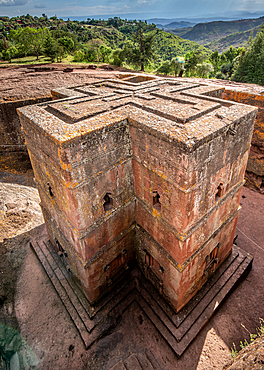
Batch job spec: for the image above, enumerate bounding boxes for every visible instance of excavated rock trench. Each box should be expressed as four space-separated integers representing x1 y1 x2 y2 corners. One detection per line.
0 66 264 369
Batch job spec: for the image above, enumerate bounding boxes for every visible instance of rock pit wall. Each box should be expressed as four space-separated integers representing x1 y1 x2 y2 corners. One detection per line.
0 65 120 173
221 89 264 193
0 94 52 174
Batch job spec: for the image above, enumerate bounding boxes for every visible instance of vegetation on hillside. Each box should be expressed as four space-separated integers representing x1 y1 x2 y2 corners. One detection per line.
169 16 264 45
0 14 264 85
232 25 264 85
205 26 260 52
0 15 210 70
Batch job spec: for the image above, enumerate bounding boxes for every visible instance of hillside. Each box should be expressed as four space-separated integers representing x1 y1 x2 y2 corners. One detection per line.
169 16 264 45
0 16 210 64
73 25 211 59
153 29 210 60
205 26 261 52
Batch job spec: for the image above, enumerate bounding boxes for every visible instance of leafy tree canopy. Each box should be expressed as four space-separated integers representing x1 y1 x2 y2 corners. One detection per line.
9 27 48 59
232 25 264 85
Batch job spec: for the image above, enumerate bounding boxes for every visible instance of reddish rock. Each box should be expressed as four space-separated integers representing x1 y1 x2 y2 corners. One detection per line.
17 76 257 311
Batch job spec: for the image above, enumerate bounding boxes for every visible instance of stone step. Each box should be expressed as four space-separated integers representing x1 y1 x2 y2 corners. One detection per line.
30 228 253 359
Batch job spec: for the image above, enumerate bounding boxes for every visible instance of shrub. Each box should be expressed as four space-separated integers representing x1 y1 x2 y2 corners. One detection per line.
215 71 228 80
156 60 171 75
196 62 213 78
73 50 85 62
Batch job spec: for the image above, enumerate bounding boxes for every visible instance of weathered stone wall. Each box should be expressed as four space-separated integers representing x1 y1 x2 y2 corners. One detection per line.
224 332 264 370
177 77 264 194
17 77 257 312
1 71 263 196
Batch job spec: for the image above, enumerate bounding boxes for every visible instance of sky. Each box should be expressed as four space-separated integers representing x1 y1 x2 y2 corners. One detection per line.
0 0 264 20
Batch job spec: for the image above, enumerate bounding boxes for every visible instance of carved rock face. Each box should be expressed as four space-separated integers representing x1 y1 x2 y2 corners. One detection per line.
18 75 257 312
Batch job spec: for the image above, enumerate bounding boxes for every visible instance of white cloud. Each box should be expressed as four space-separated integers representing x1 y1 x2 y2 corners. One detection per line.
0 0 28 5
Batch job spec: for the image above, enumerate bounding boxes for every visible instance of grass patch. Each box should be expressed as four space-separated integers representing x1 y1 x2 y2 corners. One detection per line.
0 54 114 68
231 318 264 357
0 55 51 66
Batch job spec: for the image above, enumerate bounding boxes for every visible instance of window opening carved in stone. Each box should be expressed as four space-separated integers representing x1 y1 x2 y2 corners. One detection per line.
145 251 164 275
47 183 53 197
153 191 161 212
103 193 113 212
55 239 64 254
215 183 224 202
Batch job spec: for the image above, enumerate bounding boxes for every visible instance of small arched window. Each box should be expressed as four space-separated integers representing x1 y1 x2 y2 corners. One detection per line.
103 193 113 212
153 191 161 212
215 183 224 202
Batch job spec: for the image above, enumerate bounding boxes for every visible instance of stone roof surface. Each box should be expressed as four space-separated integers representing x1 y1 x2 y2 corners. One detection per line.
18 77 257 150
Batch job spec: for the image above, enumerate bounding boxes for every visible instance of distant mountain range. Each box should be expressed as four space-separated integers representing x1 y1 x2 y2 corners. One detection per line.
167 16 264 52
64 10 264 25
62 12 264 53
205 27 261 52
147 11 264 26
170 16 264 42
156 21 195 30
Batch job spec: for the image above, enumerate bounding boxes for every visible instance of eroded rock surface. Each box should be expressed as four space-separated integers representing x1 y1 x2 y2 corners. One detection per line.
0 182 43 242
224 333 264 370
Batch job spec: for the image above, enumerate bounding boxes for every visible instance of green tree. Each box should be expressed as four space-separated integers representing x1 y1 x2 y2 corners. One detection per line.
9 27 31 56
73 50 85 62
184 50 205 76
52 30 78 51
232 26 264 84
57 36 74 54
170 57 183 77
223 46 240 64
56 44 66 62
196 62 213 78
220 62 233 78
0 37 9 54
43 32 57 62
9 27 48 60
83 45 97 62
156 60 171 75
30 28 49 60
2 45 17 62
125 23 156 71
87 38 103 61
209 50 221 74
215 71 228 80
99 44 112 62
111 48 125 66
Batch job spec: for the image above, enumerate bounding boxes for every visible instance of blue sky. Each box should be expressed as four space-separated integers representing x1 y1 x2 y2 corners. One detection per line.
0 0 263 20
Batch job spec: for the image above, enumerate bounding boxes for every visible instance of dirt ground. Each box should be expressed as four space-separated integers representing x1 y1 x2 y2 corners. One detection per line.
0 66 264 369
